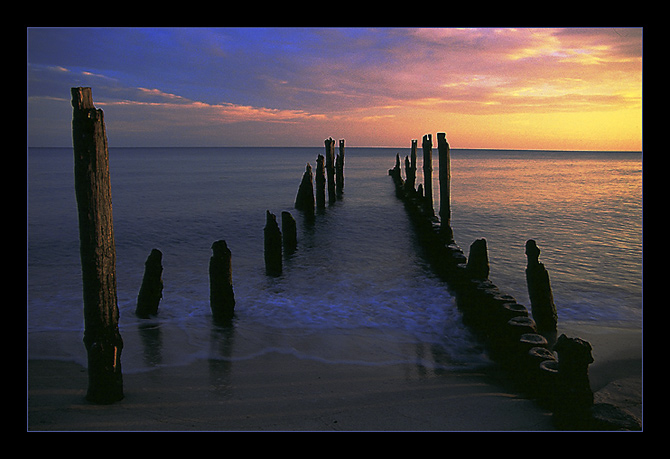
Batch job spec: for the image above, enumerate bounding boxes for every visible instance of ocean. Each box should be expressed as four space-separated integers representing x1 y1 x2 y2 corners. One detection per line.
27 147 642 374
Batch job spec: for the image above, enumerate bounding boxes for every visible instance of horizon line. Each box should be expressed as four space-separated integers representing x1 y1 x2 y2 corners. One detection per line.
28 145 643 153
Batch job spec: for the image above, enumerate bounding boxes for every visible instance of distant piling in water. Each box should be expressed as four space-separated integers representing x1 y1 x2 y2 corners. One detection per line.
71 87 124 404
282 211 297 255
336 139 345 198
421 134 434 216
136 248 163 319
295 162 315 220
315 154 326 209
325 137 337 204
209 240 235 324
437 132 451 228
264 210 283 276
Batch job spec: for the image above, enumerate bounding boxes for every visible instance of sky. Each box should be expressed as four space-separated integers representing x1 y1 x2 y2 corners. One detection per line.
27 27 643 150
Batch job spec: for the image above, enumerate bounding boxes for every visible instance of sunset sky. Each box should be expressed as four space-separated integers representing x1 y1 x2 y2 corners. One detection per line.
27 27 643 151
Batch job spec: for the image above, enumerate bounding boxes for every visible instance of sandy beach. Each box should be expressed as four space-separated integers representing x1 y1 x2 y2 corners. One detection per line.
27 322 641 432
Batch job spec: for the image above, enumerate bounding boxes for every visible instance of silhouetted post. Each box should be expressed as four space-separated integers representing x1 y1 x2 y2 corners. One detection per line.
407 139 417 191
294 162 315 220
71 87 123 404
316 154 326 209
466 238 490 280
282 211 297 254
209 240 235 323
264 210 282 276
135 248 163 318
525 240 558 341
437 132 451 226
336 139 345 198
422 134 434 215
552 334 594 428
325 137 336 204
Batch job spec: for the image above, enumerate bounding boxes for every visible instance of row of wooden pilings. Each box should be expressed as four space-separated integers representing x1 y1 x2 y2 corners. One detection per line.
136 136 347 322
71 84 345 404
389 132 610 430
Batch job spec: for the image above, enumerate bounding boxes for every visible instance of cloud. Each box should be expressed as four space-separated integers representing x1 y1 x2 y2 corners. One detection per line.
27 27 642 149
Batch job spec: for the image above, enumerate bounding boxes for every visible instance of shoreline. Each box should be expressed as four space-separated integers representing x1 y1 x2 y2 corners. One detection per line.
27 321 641 431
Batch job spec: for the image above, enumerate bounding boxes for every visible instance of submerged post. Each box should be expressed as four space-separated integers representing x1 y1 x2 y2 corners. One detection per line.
264 210 282 276
135 249 163 318
210 240 235 323
325 137 336 204
336 139 345 198
71 87 123 404
525 240 558 342
422 134 434 215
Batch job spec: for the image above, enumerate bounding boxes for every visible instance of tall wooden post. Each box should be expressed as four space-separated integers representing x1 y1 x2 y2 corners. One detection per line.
437 132 451 226
71 87 123 404
422 134 434 215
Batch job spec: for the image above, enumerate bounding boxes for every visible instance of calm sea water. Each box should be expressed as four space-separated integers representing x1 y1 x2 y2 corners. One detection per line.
27 147 642 373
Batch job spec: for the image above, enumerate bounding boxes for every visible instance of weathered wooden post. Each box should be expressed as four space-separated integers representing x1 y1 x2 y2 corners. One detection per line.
525 239 558 342
466 238 490 280
209 240 235 323
552 334 595 429
294 162 315 220
336 139 345 198
71 87 123 404
422 134 434 215
325 137 336 204
315 154 326 209
282 211 297 254
437 132 451 226
135 248 163 318
264 210 282 276
406 139 417 192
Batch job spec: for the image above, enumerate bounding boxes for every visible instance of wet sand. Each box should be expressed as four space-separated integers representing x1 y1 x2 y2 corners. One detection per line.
27 322 640 432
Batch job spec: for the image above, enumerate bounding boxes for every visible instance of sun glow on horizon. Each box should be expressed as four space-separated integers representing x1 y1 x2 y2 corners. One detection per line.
28 27 642 151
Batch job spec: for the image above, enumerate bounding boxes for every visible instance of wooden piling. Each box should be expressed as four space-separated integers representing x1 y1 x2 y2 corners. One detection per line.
437 133 451 227
552 334 595 429
336 139 345 198
282 211 297 254
294 162 315 220
466 238 490 280
325 137 336 204
315 154 326 209
264 210 282 276
525 240 558 342
209 240 236 323
135 248 163 319
71 87 123 404
407 139 417 192
421 134 434 216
